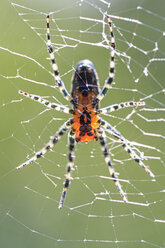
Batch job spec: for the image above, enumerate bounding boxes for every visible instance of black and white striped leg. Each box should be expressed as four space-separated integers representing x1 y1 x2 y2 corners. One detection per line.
16 119 73 169
46 15 72 103
18 90 74 114
98 130 127 201
93 15 115 106
59 129 76 209
98 118 155 178
99 101 145 114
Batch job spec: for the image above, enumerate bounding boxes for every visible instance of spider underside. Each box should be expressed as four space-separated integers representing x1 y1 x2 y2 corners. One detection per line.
17 15 154 209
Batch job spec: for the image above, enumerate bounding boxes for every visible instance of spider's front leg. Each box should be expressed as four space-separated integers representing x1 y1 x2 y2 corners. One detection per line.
16 119 73 169
93 15 115 106
59 129 76 209
98 129 127 202
46 15 77 107
98 118 155 178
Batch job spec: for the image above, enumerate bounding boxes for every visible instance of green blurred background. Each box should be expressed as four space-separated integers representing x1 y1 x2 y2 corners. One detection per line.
0 0 165 247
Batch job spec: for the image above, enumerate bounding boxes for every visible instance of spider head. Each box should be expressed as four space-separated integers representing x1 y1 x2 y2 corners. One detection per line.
71 59 99 97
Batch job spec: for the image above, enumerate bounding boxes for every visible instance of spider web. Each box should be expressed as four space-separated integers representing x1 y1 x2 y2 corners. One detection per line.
0 0 165 247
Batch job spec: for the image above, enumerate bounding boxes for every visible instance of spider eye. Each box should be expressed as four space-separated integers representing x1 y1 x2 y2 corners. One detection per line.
78 65 92 73
82 89 88 96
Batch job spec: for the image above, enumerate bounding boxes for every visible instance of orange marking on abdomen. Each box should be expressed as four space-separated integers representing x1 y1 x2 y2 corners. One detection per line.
73 96 99 142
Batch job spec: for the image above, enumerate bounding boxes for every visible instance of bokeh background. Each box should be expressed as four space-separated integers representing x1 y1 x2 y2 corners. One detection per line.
0 0 165 247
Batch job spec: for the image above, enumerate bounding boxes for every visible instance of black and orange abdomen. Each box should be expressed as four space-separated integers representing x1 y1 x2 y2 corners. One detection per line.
73 101 99 142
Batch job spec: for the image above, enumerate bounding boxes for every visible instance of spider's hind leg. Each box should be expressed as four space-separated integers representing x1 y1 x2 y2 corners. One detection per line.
59 129 76 209
16 119 73 169
98 129 128 202
99 118 155 178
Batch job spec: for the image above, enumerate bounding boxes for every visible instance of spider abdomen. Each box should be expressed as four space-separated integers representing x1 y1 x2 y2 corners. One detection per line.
73 102 99 142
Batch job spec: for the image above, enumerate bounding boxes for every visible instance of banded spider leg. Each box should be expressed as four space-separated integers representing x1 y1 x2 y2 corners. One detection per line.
98 118 155 178
16 119 73 169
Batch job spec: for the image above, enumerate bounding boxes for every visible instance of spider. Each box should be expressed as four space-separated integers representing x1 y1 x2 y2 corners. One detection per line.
17 15 155 209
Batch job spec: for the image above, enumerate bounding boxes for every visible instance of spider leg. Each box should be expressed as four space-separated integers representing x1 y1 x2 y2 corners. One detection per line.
98 118 155 178
93 15 115 106
18 90 74 114
98 100 145 114
59 129 76 209
98 129 127 201
46 15 76 106
16 118 73 169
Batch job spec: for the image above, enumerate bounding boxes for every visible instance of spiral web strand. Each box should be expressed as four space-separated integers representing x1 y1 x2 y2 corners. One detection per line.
0 0 165 247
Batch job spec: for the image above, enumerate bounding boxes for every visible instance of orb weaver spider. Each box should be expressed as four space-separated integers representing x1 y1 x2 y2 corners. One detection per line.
17 15 154 209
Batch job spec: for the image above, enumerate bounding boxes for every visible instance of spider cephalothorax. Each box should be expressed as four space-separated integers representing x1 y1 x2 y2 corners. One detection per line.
17 15 154 209
71 59 99 98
